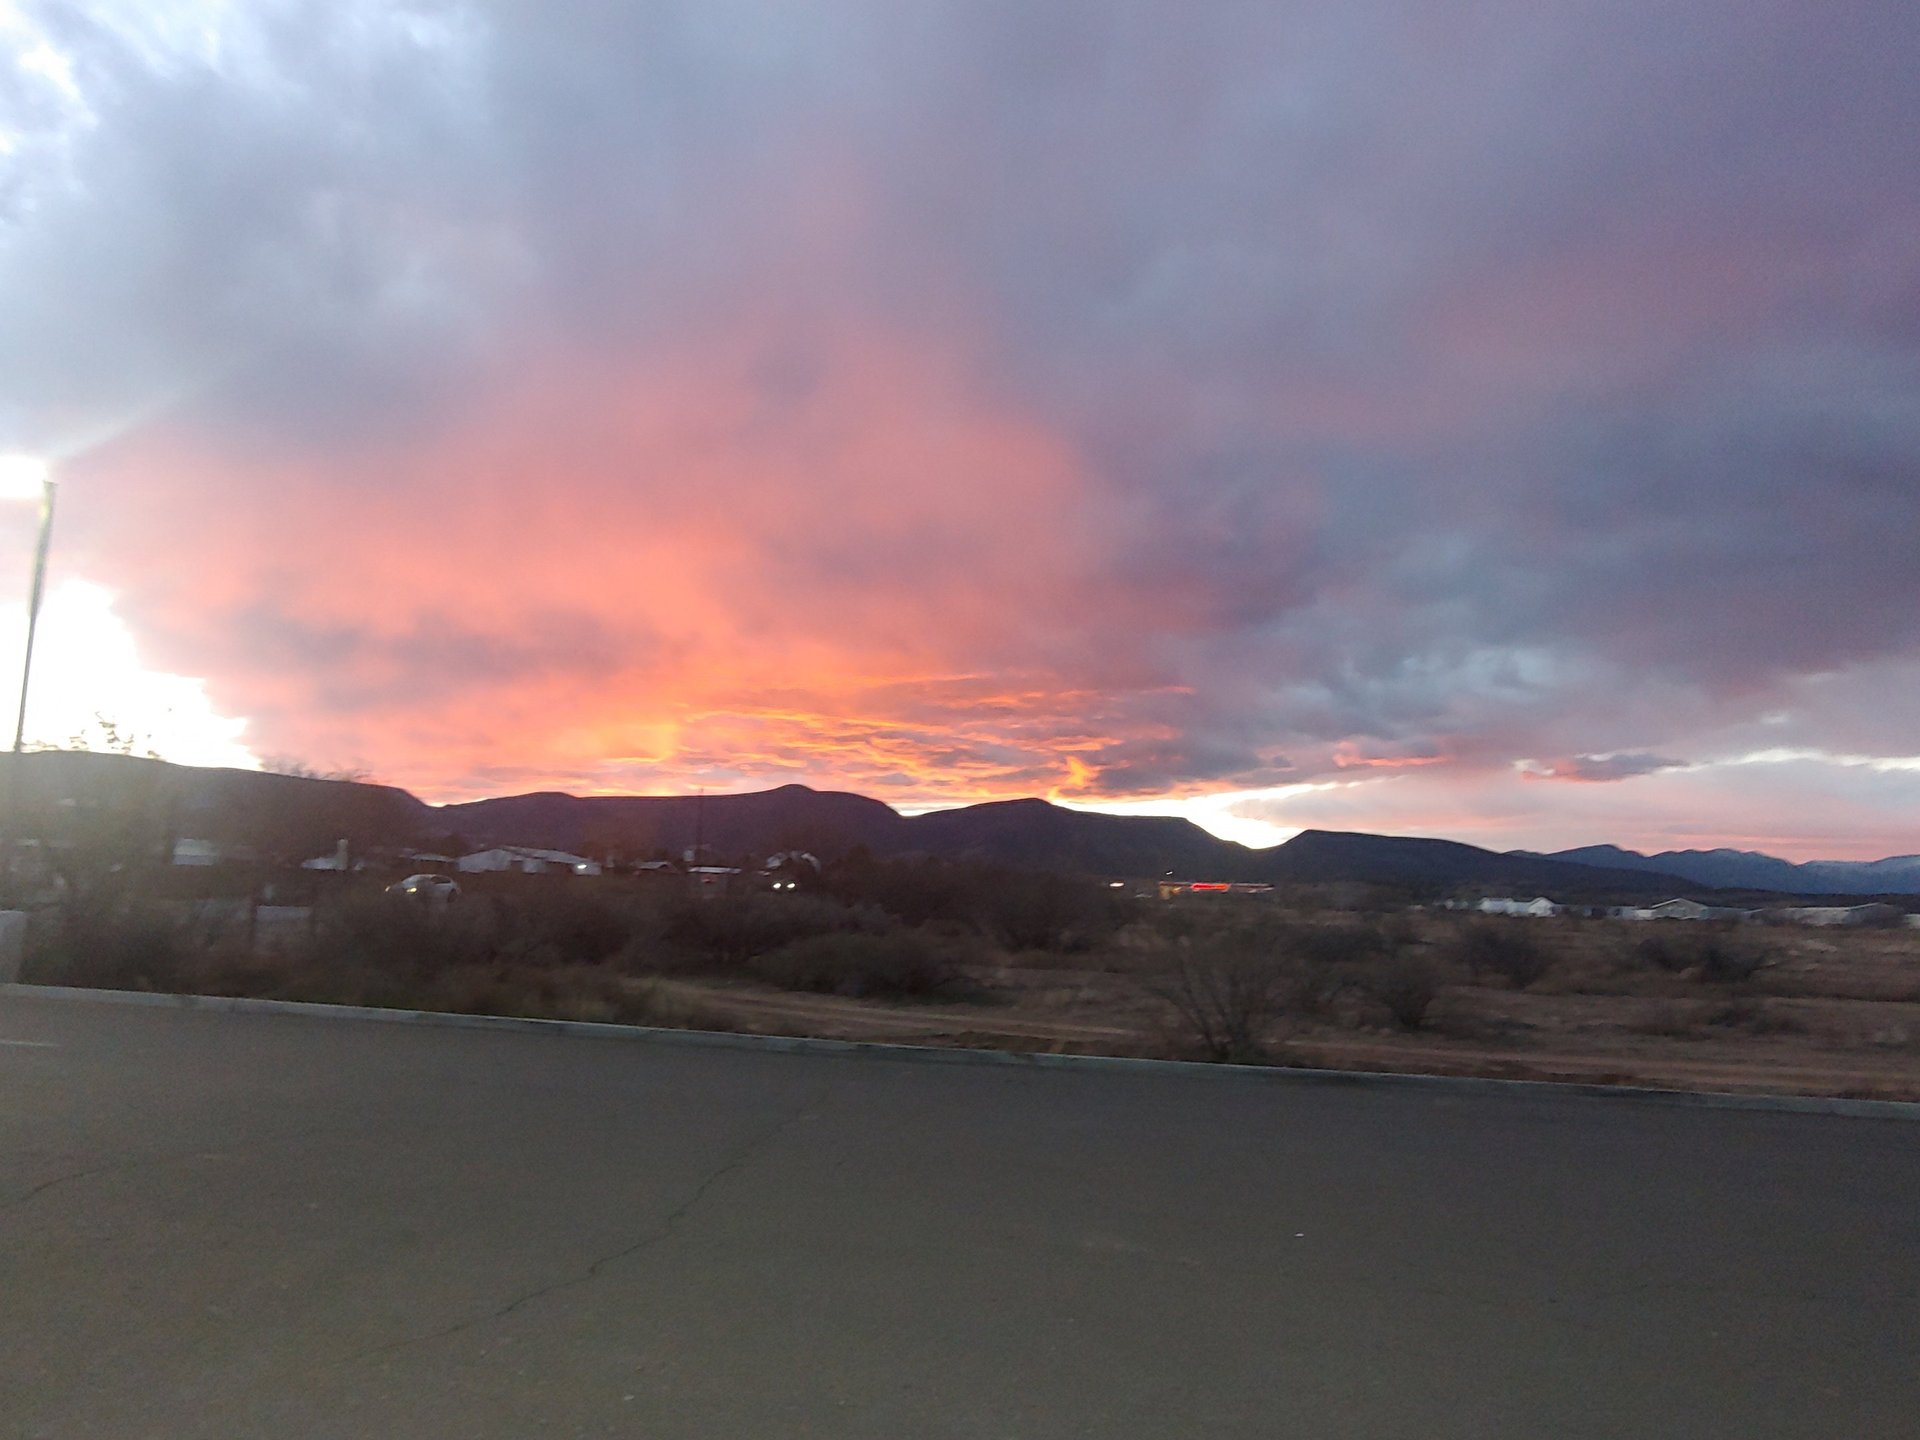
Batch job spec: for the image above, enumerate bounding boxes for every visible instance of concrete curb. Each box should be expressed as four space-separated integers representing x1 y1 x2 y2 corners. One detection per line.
7 981 1918 1120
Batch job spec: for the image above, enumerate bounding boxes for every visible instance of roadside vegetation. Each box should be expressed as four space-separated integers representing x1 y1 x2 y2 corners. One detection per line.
12 853 1920 1099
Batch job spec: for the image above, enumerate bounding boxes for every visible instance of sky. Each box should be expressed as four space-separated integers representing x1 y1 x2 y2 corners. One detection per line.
2 0 1918 861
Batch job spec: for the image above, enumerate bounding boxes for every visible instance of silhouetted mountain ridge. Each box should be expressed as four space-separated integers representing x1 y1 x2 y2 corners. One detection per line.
1534 844 1920 896
17 752 1912 897
419 784 1707 896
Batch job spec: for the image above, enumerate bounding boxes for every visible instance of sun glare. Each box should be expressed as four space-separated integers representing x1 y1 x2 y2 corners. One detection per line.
0 578 255 767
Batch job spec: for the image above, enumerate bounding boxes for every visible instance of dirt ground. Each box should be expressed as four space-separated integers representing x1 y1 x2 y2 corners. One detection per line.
637 920 1920 1101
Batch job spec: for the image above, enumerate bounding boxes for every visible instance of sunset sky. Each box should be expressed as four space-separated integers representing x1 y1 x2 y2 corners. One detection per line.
3 1 1918 860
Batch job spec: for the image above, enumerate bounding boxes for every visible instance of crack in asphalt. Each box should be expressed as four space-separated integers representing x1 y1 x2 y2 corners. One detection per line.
0 1116 386 1216
346 1079 834 1364
0 1162 124 1214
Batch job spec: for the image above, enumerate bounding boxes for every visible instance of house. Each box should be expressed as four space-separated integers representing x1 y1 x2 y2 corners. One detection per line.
301 840 357 871
1477 897 1560 917
1629 898 1756 922
171 838 224 867
1767 903 1905 929
1645 897 1713 921
457 846 602 876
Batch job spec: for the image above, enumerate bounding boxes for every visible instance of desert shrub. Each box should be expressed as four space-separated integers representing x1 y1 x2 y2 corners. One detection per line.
297 891 502 976
1293 922 1390 967
493 890 635 966
665 893 886 968
1629 930 1765 984
1634 933 1693 973
1629 1002 1709 1038
1694 936 1765 985
1283 922 1392 1017
171 943 296 999
417 961 658 1023
1450 923 1553 989
966 869 1130 952
1363 953 1444 1031
1703 998 1806 1035
821 853 1131 952
22 902 193 991
1146 925 1301 1062
748 930 968 999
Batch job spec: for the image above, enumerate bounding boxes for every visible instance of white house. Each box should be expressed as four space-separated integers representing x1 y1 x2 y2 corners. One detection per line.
1769 903 1904 928
457 846 602 876
1477 897 1560 917
1645 897 1713 921
302 840 354 871
1628 898 1756 922
171 838 223 867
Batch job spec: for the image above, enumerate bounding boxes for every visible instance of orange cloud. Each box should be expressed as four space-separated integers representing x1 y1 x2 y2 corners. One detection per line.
70 318 1189 803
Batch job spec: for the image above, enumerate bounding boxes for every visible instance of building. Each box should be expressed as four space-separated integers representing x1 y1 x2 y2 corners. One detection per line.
1645 897 1713 921
457 846 602 876
171 838 223 867
1619 898 1756 922
1477 896 1560 917
1157 881 1275 899
1766 903 1906 928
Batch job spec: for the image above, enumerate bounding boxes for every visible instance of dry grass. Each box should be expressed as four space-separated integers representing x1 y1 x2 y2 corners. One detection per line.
18 889 1920 1098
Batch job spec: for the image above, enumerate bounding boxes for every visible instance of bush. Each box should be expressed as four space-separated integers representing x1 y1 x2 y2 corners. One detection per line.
820 853 1131 952
1634 933 1692 973
1450 923 1553 989
1703 998 1805 1034
1292 922 1390 967
1630 930 1764 984
298 891 499 976
1282 922 1392 1018
1363 954 1444 1031
22 902 192 991
748 930 968 999
1146 930 1299 1062
666 893 885 968
497 890 634 966
1695 937 1765 985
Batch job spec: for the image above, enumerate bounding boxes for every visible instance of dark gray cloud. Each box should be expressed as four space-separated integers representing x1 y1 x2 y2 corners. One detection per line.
4 1 1919 818
1521 753 1689 784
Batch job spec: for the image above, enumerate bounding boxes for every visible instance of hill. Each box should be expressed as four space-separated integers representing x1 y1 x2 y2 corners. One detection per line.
433 783 903 859
1 752 1815 899
1270 830 1690 895
436 786 1694 896
1539 845 1920 896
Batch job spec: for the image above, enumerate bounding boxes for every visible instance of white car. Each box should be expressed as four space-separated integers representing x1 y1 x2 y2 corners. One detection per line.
386 873 460 902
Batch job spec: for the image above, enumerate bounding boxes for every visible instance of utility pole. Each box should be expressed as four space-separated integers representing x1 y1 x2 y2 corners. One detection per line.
3 463 54 897
11 470 54 755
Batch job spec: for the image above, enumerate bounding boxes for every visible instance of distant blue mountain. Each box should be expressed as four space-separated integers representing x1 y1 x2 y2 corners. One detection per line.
1534 845 1920 896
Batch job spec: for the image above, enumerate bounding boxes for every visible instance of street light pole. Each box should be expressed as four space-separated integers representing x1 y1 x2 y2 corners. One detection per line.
13 474 56 755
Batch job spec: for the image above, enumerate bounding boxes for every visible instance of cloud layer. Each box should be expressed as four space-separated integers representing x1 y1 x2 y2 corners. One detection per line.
4 2 1919 855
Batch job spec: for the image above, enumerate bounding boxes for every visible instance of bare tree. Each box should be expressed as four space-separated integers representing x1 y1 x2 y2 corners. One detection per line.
1148 935 1299 1062
260 756 373 783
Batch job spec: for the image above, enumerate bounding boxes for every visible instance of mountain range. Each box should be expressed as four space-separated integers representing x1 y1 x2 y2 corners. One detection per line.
11 751 1916 898
423 785 1702 897
1530 845 1920 897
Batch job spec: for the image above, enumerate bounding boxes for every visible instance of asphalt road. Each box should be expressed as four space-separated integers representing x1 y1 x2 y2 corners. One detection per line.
2 993 1916 1440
